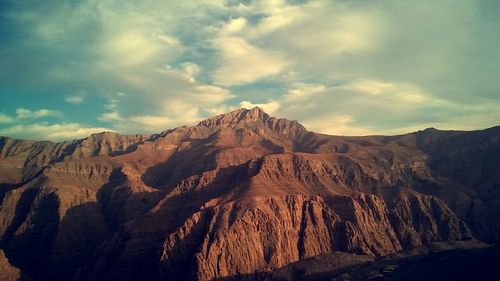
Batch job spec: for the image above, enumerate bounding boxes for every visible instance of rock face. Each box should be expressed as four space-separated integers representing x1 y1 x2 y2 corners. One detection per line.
160 194 400 281
0 249 23 281
0 107 498 281
387 192 472 248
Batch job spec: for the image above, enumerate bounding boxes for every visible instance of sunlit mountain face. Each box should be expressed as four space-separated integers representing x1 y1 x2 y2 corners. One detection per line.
1 1 500 281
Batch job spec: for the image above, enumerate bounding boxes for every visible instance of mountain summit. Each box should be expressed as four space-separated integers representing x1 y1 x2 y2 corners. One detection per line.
0 109 499 281
198 107 306 137
199 107 272 127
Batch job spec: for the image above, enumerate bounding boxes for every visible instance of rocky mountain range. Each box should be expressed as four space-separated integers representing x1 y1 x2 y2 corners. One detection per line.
0 107 499 281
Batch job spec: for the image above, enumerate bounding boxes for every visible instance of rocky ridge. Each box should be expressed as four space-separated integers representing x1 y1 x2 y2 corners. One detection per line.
0 107 498 281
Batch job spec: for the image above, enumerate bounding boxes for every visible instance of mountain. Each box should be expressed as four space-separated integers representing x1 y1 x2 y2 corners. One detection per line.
0 107 499 281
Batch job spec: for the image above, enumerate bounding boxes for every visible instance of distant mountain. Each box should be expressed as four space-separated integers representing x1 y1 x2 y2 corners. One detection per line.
0 107 499 281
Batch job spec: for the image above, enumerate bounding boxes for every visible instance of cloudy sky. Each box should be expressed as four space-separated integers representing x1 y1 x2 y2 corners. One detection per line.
1 0 499 141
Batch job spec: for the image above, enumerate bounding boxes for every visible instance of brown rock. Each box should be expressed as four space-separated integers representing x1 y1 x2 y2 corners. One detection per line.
159 194 399 281
387 192 472 248
0 249 23 281
0 108 498 281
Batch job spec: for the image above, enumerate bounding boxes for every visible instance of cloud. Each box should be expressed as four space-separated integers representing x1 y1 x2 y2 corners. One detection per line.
0 107 66 139
1 122 112 141
128 115 178 130
283 83 327 101
219 17 248 35
277 8 377 57
246 79 498 136
342 80 396 96
0 0 498 140
15 108 62 119
92 70 235 133
212 36 287 85
105 97 121 110
234 79 429 136
0 114 14 124
105 66 234 133
239 100 280 115
98 111 124 122
207 0 380 87
100 29 181 68
303 114 376 136
215 1 379 70
64 90 87 104
180 62 201 82
339 79 428 104
65 95 85 104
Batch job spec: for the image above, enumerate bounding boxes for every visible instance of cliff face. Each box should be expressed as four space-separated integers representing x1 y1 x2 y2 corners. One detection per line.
0 108 498 281
387 192 472 248
160 194 400 281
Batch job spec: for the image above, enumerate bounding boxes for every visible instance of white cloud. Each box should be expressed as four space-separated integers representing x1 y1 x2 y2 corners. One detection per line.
100 29 181 68
105 98 121 110
160 100 200 123
236 0 288 15
98 111 124 122
303 114 376 136
64 90 86 104
181 62 200 82
15 108 62 119
217 1 378 67
0 114 14 124
84 60 236 134
234 77 500 136
342 80 396 96
239 100 280 115
212 36 287 85
249 3 305 37
188 85 234 103
338 79 428 104
128 115 177 130
219 17 247 35
243 80 436 135
2 122 112 141
284 83 327 101
65 95 85 104
209 0 379 87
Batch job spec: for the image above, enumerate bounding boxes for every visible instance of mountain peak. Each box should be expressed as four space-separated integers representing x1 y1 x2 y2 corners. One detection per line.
198 107 270 128
197 107 306 137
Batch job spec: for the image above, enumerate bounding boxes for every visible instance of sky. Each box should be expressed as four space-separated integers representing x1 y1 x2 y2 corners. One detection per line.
0 0 499 141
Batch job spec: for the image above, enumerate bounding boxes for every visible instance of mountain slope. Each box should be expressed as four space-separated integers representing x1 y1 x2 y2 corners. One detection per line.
0 107 498 281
